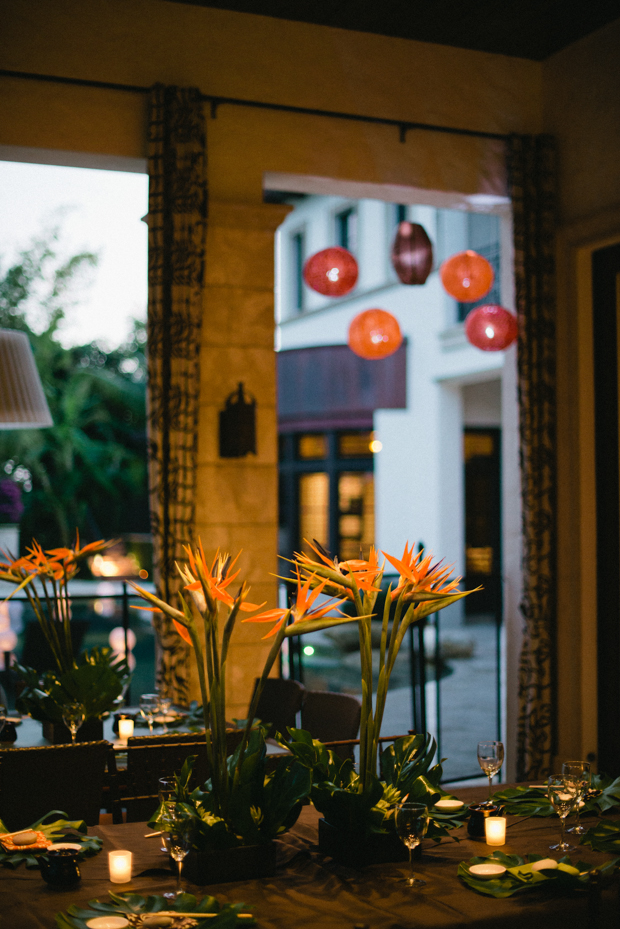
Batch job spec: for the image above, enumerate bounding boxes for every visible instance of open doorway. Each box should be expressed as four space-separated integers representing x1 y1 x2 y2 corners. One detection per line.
269 176 518 781
0 155 156 700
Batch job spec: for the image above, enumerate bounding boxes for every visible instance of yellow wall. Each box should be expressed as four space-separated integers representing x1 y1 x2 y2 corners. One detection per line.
544 18 620 770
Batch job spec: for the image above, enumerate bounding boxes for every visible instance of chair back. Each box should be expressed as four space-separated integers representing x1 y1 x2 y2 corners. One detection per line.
252 677 305 738
0 740 111 831
115 729 243 823
301 690 362 760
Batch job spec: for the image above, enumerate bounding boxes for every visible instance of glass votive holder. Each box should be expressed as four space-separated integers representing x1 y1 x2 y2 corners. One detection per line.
118 717 134 743
108 850 132 883
485 816 507 846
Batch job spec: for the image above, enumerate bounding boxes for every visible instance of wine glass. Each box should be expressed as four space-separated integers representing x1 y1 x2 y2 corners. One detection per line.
562 761 591 835
157 691 173 733
62 702 85 744
161 803 193 900
477 741 504 802
139 693 159 734
548 775 579 852
158 777 176 854
395 801 429 886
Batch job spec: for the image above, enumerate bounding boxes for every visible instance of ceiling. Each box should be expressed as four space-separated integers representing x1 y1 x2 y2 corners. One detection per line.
165 0 619 61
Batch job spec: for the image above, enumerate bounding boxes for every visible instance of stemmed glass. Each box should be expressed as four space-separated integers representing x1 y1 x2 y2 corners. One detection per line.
139 693 159 734
477 741 504 803
158 777 176 854
548 775 579 852
62 702 85 744
395 801 429 887
161 803 193 900
158 691 173 734
562 761 591 835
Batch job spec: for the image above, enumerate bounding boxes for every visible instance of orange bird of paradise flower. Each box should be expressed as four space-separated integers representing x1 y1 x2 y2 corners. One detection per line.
243 568 348 638
382 543 461 601
294 539 383 598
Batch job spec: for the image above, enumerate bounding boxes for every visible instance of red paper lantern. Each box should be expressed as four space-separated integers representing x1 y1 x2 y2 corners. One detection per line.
464 304 518 352
303 246 358 297
391 221 434 285
440 249 494 302
348 309 403 360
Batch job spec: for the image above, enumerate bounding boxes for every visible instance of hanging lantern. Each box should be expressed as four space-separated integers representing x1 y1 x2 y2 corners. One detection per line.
464 304 518 352
391 221 434 285
303 246 358 297
440 249 494 302
348 309 403 360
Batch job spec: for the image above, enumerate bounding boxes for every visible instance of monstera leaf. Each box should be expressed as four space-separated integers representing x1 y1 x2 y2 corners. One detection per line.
15 647 129 722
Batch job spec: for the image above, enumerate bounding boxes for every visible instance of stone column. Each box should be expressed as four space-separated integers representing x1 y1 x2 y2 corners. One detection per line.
192 200 291 719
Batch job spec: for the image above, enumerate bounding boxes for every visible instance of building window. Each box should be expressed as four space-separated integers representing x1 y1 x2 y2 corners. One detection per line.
290 231 305 312
457 214 501 322
335 207 357 253
278 429 374 565
394 204 407 226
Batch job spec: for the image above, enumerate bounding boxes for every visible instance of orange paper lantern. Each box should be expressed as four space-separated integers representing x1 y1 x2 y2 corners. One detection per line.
348 309 403 360
391 221 434 285
464 304 518 352
303 246 358 297
440 250 494 302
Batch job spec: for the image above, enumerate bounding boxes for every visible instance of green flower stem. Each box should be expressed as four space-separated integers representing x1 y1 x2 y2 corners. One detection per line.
233 615 290 792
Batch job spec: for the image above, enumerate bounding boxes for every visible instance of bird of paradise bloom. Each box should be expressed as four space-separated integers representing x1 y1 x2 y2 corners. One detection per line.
293 539 383 600
242 569 350 638
382 542 462 602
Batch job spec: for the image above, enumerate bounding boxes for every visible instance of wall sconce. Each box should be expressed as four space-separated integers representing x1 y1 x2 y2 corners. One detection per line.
219 382 256 457
0 330 53 429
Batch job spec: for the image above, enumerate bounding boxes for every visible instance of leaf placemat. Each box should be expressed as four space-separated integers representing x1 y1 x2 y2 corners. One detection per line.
492 775 620 818
0 811 102 869
55 892 255 928
458 851 620 898
580 820 620 854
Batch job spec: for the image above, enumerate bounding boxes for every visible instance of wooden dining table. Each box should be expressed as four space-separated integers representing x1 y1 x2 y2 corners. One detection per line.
2 783 619 929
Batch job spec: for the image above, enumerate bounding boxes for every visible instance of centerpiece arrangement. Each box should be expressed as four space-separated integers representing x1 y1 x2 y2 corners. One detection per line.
131 544 365 881
0 536 131 742
255 541 477 866
132 539 477 876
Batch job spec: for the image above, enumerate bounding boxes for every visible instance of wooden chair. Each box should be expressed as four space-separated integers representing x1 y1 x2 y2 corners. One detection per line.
251 677 306 739
301 690 362 760
110 729 243 823
0 740 112 831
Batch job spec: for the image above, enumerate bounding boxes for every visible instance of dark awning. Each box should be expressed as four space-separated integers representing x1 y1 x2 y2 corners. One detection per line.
277 342 407 432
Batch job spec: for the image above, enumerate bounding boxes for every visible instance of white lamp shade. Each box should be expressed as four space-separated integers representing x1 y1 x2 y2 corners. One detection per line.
0 330 53 429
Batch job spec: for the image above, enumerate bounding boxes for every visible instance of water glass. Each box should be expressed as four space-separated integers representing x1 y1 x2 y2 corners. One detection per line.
395 801 429 886
562 760 591 835
62 702 85 744
139 693 159 734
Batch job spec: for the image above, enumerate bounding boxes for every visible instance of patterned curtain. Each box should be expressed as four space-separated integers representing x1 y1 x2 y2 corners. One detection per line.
507 135 557 781
147 84 207 704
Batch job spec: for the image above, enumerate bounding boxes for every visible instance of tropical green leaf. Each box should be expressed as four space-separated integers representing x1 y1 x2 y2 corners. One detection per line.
0 811 102 869
458 851 620 898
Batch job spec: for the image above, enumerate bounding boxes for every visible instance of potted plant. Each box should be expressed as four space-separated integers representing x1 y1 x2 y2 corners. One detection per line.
0 536 130 742
131 545 363 882
261 541 478 866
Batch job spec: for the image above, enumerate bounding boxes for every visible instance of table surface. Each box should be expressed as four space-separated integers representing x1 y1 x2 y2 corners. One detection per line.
2 784 619 929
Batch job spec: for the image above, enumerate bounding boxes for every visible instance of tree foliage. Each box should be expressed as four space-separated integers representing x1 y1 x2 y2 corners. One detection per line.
0 228 149 550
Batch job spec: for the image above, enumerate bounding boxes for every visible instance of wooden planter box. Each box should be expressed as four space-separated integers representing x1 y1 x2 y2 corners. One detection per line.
318 818 412 869
183 841 276 885
42 718 104 744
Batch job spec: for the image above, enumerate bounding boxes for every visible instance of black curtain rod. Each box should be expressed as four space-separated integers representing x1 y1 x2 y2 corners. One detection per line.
0 67 508 145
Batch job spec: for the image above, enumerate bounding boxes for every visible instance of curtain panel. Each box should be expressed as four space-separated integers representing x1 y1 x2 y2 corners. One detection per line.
508 135 558 781
147 84 208 704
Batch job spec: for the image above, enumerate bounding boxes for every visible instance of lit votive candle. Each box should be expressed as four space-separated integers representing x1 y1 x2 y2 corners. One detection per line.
109 850 132 883
118 718 134 742
485 816 506 846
